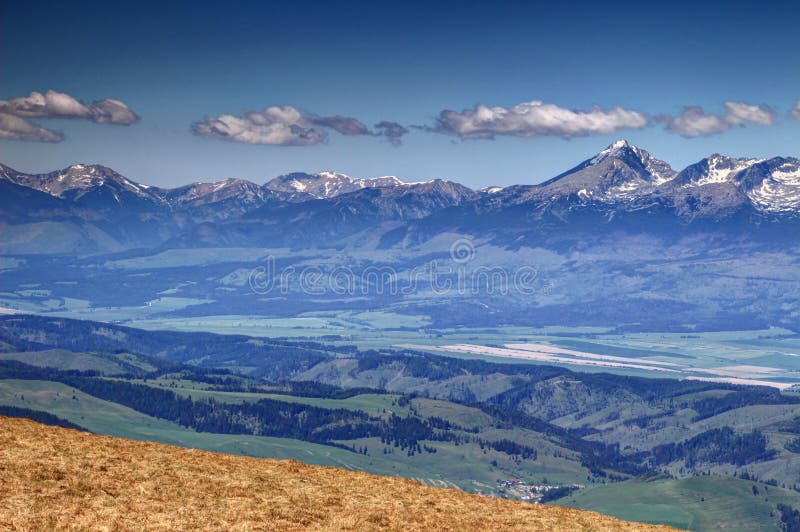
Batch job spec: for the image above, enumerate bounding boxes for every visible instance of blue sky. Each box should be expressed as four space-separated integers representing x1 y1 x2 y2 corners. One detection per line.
1 0 799 188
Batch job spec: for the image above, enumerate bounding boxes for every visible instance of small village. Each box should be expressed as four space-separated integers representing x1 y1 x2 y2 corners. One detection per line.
495 478 584 503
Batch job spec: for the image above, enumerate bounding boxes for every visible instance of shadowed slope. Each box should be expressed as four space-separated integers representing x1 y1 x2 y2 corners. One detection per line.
0 416 675 531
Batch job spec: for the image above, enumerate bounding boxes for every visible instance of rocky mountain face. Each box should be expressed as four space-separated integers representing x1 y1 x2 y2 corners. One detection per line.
662 155 800 215
164 178 276 222
2 141 800 253
0 163 176 253
264 171 406 201
742 158 800 212
482 141 800 216
454 142 800 243
491 139 677 206
0 163 164 210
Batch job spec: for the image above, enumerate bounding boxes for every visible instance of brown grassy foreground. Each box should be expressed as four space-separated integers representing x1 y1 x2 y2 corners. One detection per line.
0 416 676 531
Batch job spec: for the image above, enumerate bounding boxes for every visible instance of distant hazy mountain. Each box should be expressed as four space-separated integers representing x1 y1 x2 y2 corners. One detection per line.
2 141 800 253
478 142 799 218
171 177 478 247
164 178 275 221
657 155 800 218
264 171 407 201
0 163 164 210
0 163 174 253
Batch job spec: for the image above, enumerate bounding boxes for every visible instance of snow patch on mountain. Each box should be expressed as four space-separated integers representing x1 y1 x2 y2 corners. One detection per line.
687 155 763 187
1 164 162 204
591 139 676 185
265 171 440 200
5 141 800 221
747 160 800 212
532 140 678 203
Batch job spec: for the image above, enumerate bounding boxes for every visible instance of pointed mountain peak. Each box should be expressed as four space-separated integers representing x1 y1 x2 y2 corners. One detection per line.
593 140 676 184
514 141 679 205
609 139 631 149
591 139 647 164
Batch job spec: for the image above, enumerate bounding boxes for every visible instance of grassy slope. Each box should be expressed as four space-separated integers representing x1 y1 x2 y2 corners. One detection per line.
0 349 129 375
560 476 800 531
0 380 384 471
138 379 590 484
146 383 409 416
0 416 673 531
0 379 589 489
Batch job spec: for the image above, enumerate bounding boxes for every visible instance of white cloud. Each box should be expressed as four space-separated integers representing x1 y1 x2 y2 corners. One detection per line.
91 98 139 124
664 106 731 137
0 112 62 143
192 106 327 146
0 90 139 142
0 90 138 125
664 101 776 137
790 100 800 122
723 101 776 126
430 100 649 139
307 115 371 136
192 105 408 146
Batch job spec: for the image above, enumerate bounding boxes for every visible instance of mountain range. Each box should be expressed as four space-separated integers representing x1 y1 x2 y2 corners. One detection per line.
2 140 800 254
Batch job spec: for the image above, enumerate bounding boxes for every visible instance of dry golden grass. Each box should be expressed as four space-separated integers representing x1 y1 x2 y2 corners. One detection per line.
0 416 677 531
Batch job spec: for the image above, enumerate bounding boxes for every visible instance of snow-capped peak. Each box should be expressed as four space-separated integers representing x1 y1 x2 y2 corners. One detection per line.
609 139 631 150
704 154 763 184
265 171 412 199
0 163 160 204
588 140 676 185
676 154 765 188
164 178 265 209
591 139 634 163
316 171 406 187
745 158 800 213
531 140 676 202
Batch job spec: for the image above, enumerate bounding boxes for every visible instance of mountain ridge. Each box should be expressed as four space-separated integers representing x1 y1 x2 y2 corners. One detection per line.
3 141 800 254
4 140 800 213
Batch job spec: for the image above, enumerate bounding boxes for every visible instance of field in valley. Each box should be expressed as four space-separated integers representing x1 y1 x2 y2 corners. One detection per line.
560 475 800 531
3 248 800 389
120 314 800 390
